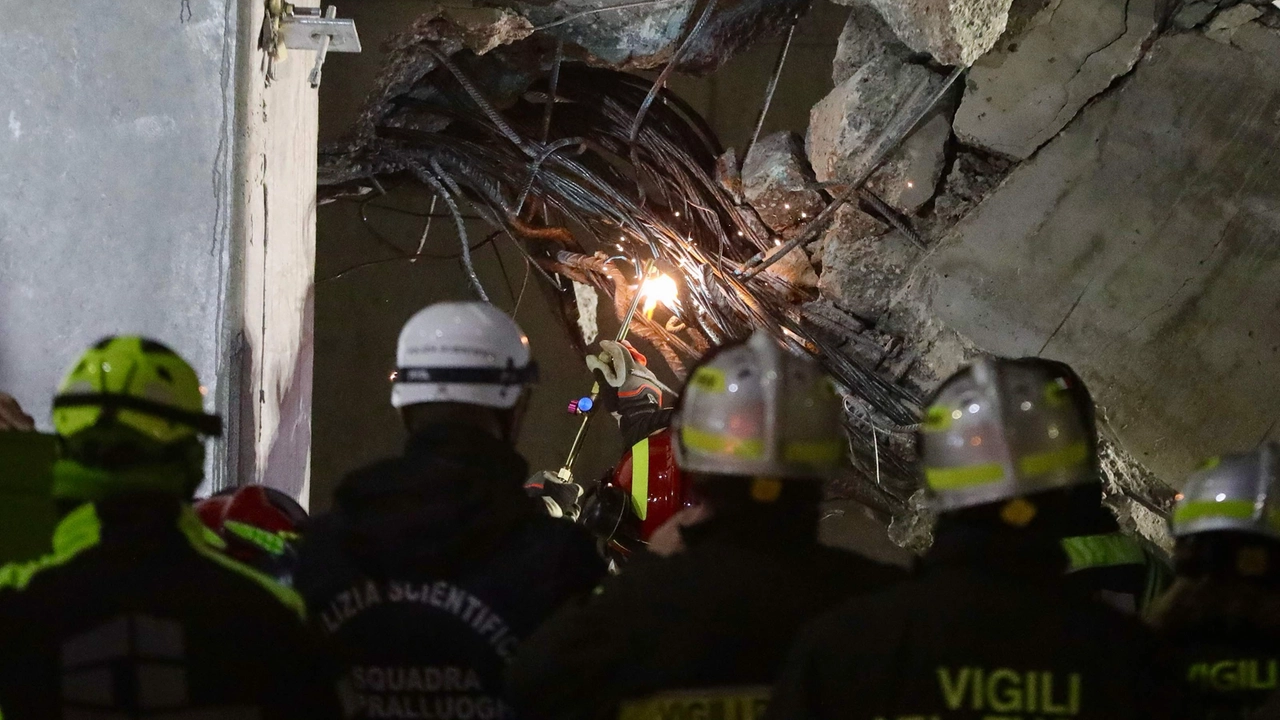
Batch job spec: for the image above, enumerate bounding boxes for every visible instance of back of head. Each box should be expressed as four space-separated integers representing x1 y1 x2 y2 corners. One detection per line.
918 356 1100 534
391 301 537 440
51 336 222 503
672 330 844 517
194 485 307 584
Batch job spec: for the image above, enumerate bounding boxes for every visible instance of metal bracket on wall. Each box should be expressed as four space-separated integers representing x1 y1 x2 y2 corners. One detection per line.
263 1 361 88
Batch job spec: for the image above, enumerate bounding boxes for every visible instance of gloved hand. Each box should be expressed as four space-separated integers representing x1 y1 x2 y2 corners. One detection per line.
525 470 585 521
0 393 34 432
585 341 675 447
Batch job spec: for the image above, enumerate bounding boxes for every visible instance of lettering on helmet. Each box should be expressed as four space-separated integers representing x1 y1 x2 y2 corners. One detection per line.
1187 658 1279 693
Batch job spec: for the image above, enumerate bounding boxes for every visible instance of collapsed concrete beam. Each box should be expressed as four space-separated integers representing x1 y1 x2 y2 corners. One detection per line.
953 0 1161 160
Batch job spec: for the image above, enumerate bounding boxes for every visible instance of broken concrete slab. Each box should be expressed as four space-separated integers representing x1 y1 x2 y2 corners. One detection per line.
916 33 1280 485
742 132 827 234
953 0 1160 160
832 0 1018 66
1205 3 1265 41
808 59 952 214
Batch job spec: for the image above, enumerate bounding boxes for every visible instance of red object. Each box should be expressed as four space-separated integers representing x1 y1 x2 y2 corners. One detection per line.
194 485 306 563
611 429 694 541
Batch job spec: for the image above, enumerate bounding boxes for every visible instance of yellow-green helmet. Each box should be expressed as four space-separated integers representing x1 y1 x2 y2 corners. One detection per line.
51 336 222 501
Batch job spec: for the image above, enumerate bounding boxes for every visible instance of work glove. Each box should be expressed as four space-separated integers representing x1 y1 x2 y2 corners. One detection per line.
0 393 34 432
525 469 585 521
585 341 675 446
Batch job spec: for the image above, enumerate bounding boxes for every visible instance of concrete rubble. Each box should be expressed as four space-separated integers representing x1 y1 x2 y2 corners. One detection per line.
831 0 1019 66
808 6 953 214
741 132 828 235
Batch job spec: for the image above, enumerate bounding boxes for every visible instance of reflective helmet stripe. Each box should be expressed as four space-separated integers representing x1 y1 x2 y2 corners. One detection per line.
224 520 288 557
782 440 844 464
1017 442 1089 477
631 437 650 521
925 463 1005 490
680 426 765 459
1173 498 1260 525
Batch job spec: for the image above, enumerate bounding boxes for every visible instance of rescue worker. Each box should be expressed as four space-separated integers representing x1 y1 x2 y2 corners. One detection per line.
196 484 309 585
577 340 696 560
0 336 334 719
1148 443 1280 719
766 356 1182 720
293 301 606 720
1032 359 1171 613
506 330 903 720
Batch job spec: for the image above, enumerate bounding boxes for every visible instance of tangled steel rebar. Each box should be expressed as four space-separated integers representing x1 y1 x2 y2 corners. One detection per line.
319 16 930 502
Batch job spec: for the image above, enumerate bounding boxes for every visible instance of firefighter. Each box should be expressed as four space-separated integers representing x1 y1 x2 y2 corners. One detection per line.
766 357 1182 720
506 330 904 720
1031 359 1171 613
195 484 309 586
1148 443 1280 719
293 301 606 720
0 336 334 719
577 340 698 560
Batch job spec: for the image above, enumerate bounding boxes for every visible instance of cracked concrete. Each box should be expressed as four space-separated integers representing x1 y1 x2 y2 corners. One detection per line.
911 33 1280 485
954 0 1159 160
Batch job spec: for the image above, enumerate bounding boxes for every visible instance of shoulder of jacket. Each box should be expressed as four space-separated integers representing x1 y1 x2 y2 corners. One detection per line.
0 503 102 594
176 506 308 622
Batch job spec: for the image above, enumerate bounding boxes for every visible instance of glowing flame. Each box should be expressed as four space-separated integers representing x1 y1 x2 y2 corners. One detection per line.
641 273 679 317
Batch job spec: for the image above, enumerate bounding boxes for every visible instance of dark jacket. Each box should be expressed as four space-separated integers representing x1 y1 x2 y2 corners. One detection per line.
0 497 333 719
1149 574 1280 719
505 506 904 720
294 425 605 720
767 522 1183 720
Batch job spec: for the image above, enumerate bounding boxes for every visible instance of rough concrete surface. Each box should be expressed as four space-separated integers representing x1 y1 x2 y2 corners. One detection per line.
1204 3 1265 42
918 33 1280 485
953 0 1160 160
0 2 236 452
834 0 1017 66
742 132 827 234
808 58 951 213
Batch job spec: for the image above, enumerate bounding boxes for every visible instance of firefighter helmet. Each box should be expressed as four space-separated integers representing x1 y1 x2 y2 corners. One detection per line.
195 485 307 584
392 302 538 410
673 330 844 480
1172 443 1280 541
51 336 221 501
581 430 696 557
919 357 1097 512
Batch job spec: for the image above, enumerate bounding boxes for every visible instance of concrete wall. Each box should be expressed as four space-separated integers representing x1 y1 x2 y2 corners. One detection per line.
0 0 320 498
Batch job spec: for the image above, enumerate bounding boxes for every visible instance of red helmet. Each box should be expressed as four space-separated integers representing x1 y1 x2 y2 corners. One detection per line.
194 485 307 583
584 429 696 558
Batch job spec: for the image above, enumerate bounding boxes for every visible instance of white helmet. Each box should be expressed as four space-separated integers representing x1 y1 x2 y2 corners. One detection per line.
673 330 844 480
1172 443 1280 541
391 302 538 410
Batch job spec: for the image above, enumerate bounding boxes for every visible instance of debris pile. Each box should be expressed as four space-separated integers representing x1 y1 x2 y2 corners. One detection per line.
319 0 1280 548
